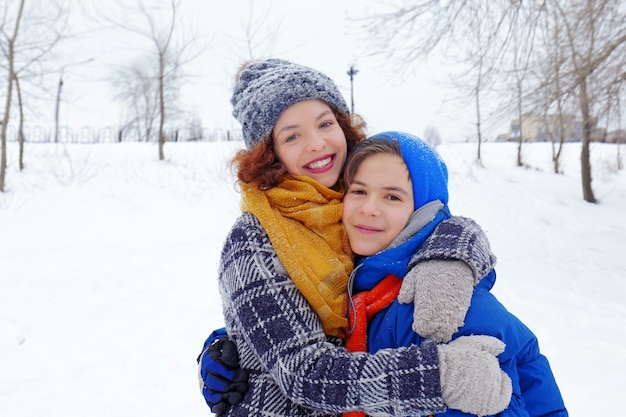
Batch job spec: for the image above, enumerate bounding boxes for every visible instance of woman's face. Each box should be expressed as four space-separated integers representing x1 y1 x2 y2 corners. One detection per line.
272 100 347 188
342 153 414 256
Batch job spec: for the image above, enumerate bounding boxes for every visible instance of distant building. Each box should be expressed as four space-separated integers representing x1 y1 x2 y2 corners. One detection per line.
606 129 626 144
498 112 587 142
497 113 625 144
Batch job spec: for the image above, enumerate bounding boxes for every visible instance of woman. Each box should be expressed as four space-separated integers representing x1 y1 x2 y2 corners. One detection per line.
203 59 511 416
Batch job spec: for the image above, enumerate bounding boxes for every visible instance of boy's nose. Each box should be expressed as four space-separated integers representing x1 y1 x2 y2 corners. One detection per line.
359 199 381 216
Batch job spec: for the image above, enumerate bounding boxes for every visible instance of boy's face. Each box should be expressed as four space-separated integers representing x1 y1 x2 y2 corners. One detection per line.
342 153 414 256
272 99 347 188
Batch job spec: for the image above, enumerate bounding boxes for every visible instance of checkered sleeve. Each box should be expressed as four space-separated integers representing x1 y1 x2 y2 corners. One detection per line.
218 213 446 417
409 216 497 285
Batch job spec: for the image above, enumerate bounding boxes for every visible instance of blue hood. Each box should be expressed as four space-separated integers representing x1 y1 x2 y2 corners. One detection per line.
368 131 449 209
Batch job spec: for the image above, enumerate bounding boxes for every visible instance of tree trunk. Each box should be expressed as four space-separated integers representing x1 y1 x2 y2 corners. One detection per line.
15 75 25 170
516 89 523 167
475 88 482 163
517 135 523 166
0 0 25 192
579 78 596 203
158 54 166 161
0 51 14 192
554 114 565 175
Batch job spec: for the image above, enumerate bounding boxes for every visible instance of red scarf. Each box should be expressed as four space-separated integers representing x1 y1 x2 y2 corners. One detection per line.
344 275 403 417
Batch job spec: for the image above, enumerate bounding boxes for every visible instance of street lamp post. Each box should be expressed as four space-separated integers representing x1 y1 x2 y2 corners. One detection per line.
54 58 94 143
346 65 358 114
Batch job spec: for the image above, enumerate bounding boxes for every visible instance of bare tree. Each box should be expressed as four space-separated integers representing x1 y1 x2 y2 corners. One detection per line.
507 4 542 168
99 0 203 160
470 34 488 163
152 0 177 160
452 11 491 163
532 4 578 174
607 83 624 171
551 0 626 202
113 62 162 143
0 0 66 190
14 74 25 170
511 44 528 168
360 0 626 202
359 1 524 162
0 0 25 192
423 124 441 148
239 0 282 61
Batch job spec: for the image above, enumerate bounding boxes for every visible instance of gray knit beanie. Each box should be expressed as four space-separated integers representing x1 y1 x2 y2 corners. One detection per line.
231 59 350 149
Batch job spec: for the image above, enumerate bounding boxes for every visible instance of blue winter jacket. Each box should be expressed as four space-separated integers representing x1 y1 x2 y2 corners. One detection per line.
353 212 568 417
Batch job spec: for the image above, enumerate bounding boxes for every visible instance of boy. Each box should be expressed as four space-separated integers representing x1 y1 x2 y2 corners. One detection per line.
342 131 568 417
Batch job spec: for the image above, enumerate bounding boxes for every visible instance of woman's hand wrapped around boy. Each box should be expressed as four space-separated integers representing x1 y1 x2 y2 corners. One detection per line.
399 259 474 342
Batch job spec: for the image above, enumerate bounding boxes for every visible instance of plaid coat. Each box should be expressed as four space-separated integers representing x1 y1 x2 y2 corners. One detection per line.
217 213 494 417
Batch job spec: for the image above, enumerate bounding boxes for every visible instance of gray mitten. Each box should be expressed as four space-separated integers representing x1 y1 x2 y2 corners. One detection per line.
398 260 474 342
437 335 512 417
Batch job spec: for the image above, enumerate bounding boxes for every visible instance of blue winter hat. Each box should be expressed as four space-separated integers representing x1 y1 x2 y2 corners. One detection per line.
231 59 350 149
368 131 449 208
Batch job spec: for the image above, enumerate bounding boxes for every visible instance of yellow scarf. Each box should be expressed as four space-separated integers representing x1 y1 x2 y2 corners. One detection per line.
240 175 353 338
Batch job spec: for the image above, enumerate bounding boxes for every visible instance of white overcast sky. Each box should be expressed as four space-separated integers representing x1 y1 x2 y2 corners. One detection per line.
50 0 504 142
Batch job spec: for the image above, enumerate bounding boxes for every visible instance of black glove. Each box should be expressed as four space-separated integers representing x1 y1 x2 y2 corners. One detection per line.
197 327 249 415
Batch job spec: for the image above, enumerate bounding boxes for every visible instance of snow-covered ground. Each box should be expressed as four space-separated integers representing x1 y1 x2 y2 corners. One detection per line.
1 139 624 416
